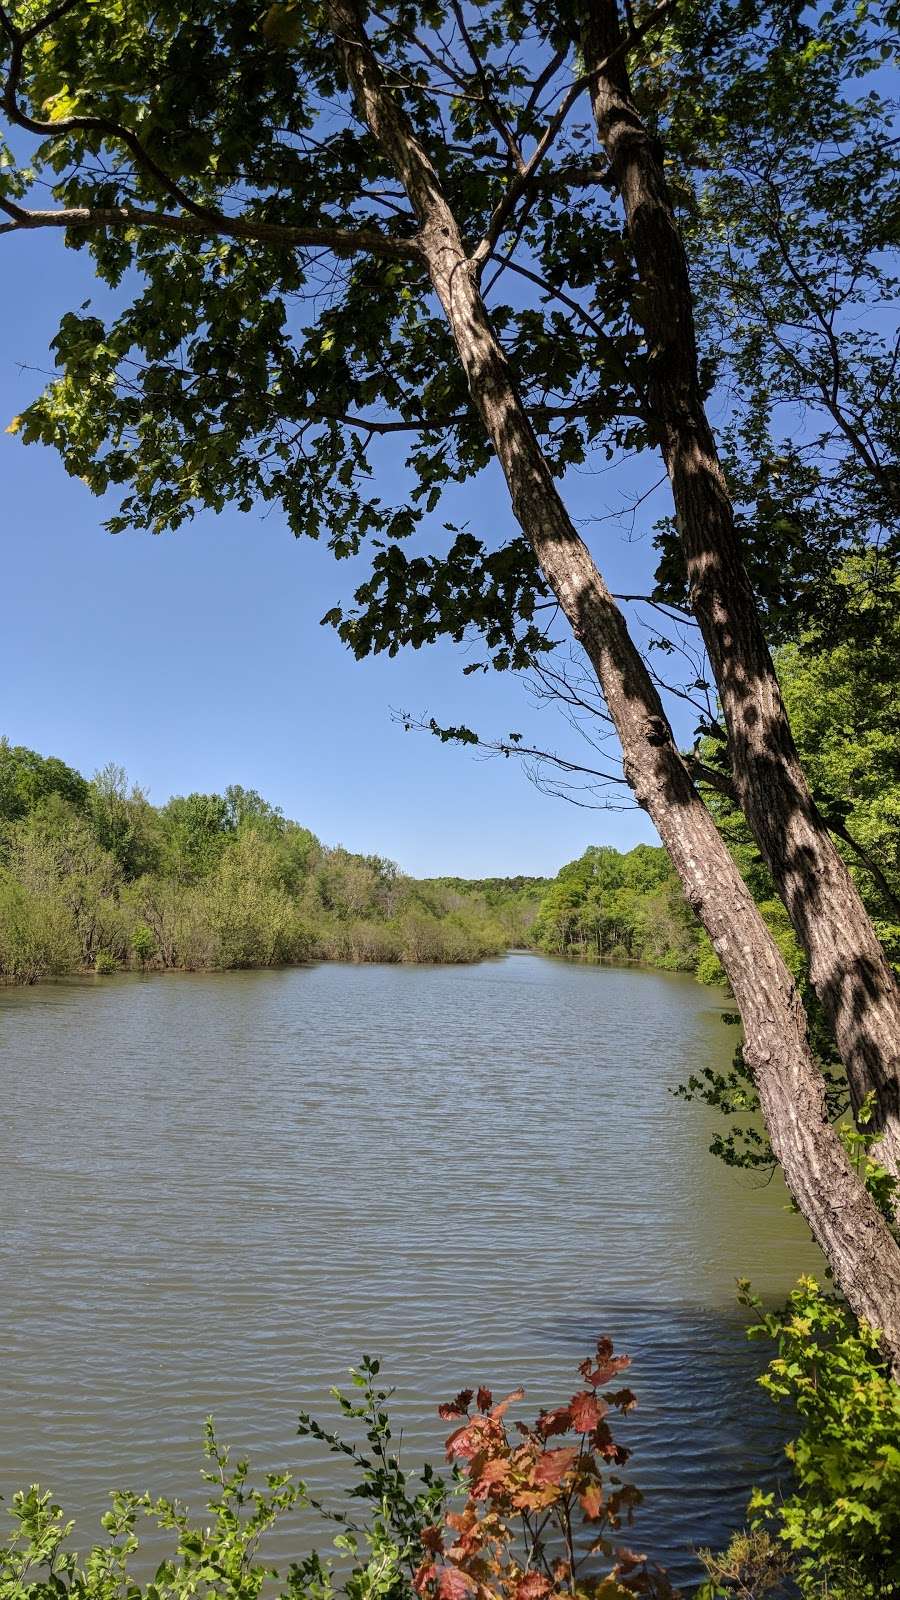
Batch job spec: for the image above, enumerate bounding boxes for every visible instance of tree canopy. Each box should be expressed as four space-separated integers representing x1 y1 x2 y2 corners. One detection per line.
2 1 895 651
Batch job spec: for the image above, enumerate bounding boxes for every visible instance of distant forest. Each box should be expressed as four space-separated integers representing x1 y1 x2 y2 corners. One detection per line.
0 739 701 983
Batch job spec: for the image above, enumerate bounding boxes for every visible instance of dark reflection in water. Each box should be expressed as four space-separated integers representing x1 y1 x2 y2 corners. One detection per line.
0 955 819 1587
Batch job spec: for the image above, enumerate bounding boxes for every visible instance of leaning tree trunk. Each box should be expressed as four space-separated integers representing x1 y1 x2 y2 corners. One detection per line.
581 1 900 1177
326 0 900 1365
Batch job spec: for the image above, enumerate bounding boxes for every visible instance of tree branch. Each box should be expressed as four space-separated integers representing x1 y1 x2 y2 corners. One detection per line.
471 0 676 269
0 199 423 258
0 0 422 262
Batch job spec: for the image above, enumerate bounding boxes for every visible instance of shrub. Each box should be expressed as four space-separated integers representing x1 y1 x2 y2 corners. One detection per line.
0 873 77 982
93 949 118 975
415 1338 675 1600
0 1346 673 1600
130 923 156 966
700 1278 900 1599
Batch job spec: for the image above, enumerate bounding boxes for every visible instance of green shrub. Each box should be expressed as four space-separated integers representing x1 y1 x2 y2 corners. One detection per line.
93 949 118 975
130 923 156 965
701 1278 900 1598
0 873 77 982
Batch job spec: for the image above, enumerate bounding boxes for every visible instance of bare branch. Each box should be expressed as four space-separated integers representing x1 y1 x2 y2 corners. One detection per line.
471 0 676 269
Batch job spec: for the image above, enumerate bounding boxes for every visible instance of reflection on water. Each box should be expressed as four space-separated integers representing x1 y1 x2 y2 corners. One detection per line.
0 955 819 1585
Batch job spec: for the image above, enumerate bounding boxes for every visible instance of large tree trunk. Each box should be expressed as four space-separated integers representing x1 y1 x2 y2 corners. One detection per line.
326 0 900 1365
581 0 900 1177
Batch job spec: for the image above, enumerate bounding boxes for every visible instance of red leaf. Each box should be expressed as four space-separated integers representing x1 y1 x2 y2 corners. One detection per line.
579 1481 604 1521
532 1446 578 1485
446 1509 477 1534
446 1415 498 1463
421 1527 444 1555
515 1576 551 1600
476 1387 493 1413
437 1568 475 1600
569 1391 604 1433
578 1341 630 1390
611 1546 646 1575
535 1406 571 1439
472 1457 511 1500
490 1386 525 1420
414 1562 436 1595
438 1389 474 1421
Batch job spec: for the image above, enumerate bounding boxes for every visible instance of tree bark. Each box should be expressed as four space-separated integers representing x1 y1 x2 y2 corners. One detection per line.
581 0 900 1176
325 0 900 1364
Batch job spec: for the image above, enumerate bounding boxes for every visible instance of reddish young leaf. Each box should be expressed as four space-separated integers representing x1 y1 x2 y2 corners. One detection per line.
606 1387 637 1415
447 1413 506 1465
569 1391 605 1432
438 1568 476 1600
490 1386 525 1420
535 1405 571 1439
446 1508 478 1535
421 1526 445 1555
472 1456 512 1500
531 1446 578 1486
414 1561 436 1595
511 1485 562 1512
439 1389 474 1421
514 1575 551 1600
579 1341 630 1390
579 1480 605 1521
476 1387 493 1412
611 1545 646 1574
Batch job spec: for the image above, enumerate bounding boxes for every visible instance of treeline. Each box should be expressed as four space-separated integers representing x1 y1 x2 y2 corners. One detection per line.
532 843 700 973
0 743 520 981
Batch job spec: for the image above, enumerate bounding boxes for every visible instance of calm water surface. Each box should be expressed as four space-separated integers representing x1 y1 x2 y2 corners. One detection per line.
0 955 820 1586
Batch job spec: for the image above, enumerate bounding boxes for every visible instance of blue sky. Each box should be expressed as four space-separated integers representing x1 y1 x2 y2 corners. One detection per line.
1 228 676 878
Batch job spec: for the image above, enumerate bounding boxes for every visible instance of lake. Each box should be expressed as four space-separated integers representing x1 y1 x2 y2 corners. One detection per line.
0 953 820 1587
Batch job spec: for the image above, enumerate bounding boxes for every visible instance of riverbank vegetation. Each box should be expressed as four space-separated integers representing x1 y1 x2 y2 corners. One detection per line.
0 737 716 983
1 1345 677 1600
4 1321 896 1599
532 845 699 972
0 740 545 979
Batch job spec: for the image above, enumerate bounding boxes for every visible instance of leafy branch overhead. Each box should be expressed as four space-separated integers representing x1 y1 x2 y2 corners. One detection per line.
2 0 666 668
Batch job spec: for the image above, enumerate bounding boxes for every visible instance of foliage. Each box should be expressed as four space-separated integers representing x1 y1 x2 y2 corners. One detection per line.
651 0 900 643
0 1348 673 1600
696 1528 792 1600
0 0 894 666
532 847 698 974
775 559 900 955
0 737 535 981
0 740 89 824
699 1278 900 1599
0 1356 441 1600
415 1340 674 1600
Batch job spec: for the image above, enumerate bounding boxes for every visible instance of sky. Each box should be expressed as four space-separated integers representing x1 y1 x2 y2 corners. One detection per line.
1 228 678 879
